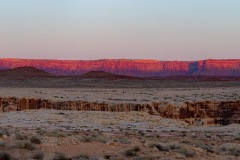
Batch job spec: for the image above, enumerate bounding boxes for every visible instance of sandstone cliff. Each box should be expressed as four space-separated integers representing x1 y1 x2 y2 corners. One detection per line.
0 59 239 77
1 97 239 126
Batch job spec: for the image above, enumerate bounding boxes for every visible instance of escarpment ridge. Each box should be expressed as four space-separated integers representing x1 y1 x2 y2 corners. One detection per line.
0 58 239 77
1 97 239 126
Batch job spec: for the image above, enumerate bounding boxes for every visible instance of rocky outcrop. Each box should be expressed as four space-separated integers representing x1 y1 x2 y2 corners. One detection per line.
158 101 240 126
0 58 239 77
0 97 239 126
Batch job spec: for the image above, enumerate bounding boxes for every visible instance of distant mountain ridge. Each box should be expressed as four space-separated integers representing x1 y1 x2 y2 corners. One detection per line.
0 58 239 77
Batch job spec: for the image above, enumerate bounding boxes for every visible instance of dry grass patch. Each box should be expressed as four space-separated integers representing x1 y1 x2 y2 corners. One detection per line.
47 130 66 137
219 144 240 157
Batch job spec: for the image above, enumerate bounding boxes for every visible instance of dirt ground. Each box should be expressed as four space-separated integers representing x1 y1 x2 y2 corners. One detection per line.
0 86 239 105
0 80 240 159
0 110 240 160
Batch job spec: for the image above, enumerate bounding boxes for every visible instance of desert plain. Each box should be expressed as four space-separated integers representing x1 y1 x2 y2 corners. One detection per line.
0 78 240 160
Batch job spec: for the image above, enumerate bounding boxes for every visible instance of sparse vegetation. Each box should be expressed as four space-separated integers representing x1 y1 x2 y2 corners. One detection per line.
133 156 156 160
169 142 181 150
32 151 44 160
0 141 6 147
72 154 89 160
36 129 47 135
138 130 145 136
150 143 170 152
123 146 141 157
114 138 131 144
0 129 10 136
180 139 214 153
220 144 240 156
79 136 95 142
150 142 195 157
16 140 35 150
53 152 70 160
132 146 141 152
47 130 66 137
123 149 137 157
15 132 28 140
0 93 239 160
79 134 110 143
104 153 111 159
178 147 196 157
30 136 41 144
0 152 12 160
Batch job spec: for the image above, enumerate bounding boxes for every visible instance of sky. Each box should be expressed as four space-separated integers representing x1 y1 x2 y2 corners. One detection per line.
0 0 239 60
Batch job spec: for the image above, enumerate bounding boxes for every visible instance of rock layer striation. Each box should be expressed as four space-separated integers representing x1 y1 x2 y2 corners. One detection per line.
1 97 239 126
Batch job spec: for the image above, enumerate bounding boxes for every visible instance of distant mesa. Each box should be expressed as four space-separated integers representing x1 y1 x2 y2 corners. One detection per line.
0 58 239 78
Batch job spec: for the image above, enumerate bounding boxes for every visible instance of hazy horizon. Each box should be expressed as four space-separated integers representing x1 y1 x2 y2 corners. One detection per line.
0 0 239 60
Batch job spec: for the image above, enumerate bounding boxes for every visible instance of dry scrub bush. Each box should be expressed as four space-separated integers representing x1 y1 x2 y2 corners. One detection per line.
32 151 44 160
0 152 13 160
16 140 35 150
220 145 240 157
30 136 41 144
47 130 66 137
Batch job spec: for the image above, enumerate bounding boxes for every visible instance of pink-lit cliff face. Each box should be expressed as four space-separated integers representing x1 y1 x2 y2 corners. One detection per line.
0 59 239 77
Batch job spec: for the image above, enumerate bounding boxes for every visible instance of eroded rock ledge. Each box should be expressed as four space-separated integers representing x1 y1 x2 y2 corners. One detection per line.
0 97 239 126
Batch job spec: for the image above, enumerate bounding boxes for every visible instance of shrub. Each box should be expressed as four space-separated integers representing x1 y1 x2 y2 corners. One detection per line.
150 143 170 152
79 136 94 143
15 133 28 140
53 152 70 160
16 141 35 150
123 146 141 158
235 136 240 141
79 134 110 143
0 129 10 136
30 136 41 144
198 144 214 153
94 136 109 143
36 130 46 136
104 154 111 159
32 151 44 160
0 141 6 147
220 145 240 157
47 131 66 137
123 149 137 157
169 143 181 150
132 146 141 152
72 154 89 160
138 130 145 136
0 152 12 160
133 156 156 160
228 146 240 156
113 138 130 144
178 147 196 157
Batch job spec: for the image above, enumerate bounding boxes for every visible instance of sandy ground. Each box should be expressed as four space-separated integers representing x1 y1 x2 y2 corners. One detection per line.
0 110 240 160
0 87 239 104
0 82 240 159
0 110 188 132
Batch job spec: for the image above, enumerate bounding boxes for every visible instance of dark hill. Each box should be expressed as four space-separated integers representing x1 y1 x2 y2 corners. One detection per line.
77 71 142 80
0 67 55 79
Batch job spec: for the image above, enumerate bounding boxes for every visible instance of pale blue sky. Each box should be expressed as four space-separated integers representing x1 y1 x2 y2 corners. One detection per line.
0 0 239 60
